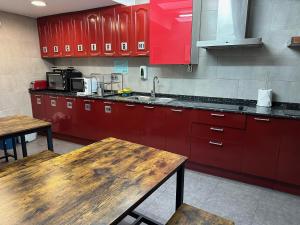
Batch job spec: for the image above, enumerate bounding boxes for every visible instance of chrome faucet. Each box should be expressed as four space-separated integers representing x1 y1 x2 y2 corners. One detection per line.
151 76 159 99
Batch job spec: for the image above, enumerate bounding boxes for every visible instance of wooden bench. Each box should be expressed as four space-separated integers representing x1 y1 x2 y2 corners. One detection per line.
167 204 235 225
0 150 59 178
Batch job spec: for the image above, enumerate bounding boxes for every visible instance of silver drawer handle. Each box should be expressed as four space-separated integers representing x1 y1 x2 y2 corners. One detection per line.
144 106 155 109
211 113 225 117
84 99 94 103
254 118 270 122
210 127 224 132
126 104 135 107
209 141 223 147
34 95 42 97
49 96 58 99
104 101 113 105
171 109 183 112
66 98 76 101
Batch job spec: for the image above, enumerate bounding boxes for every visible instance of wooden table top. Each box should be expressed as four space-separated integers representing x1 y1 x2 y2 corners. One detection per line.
0 138 187 225
0 115 51 138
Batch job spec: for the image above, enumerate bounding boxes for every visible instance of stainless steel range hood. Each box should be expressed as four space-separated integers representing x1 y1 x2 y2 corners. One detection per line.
197 0 263 49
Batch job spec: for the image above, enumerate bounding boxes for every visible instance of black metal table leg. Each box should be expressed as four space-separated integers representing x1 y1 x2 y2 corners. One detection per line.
12 138 17 160
2 140 8 162
176 164 185 210
20 135 28 157
46 127 54 151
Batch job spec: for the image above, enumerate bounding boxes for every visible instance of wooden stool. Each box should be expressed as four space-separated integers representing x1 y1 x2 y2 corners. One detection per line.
0 138 17 162
167 204 235 225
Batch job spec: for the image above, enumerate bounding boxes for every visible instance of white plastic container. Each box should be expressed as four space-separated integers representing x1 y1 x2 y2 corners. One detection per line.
257 89 272 107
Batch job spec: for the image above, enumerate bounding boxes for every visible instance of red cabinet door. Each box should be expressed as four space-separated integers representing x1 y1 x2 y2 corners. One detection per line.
149 0 193 64
100 101 121 139
72 12 88 57
37 18 50 58
48 16 63 57
165 108 190 157
115 5 133 56
277 120 300 186
132 4 149 56
61 14 75 57
86 10 102 56
242 116 282 180
58 97 79 136
139 105 166 150
30 94 47 121
44 95 65 133
101 6 117 56
116 103 143 143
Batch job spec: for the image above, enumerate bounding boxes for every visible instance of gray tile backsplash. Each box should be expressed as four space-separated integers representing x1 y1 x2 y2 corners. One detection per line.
53 0 300 103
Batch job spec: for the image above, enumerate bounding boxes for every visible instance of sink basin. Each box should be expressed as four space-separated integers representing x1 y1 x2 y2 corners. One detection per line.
126 95 175 103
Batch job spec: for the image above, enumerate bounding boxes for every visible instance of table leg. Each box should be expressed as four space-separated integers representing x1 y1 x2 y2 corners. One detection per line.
2 140 8 162
12 138 17 160
20 135 28 157
176 164 185 210
46 127 54 151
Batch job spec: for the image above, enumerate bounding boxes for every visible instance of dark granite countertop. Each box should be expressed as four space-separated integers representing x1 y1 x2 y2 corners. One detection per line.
29 89 300 120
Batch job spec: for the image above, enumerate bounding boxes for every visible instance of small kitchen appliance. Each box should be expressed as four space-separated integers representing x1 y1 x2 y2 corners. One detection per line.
46 67 82 91
70 77 98 96
30 80 47 90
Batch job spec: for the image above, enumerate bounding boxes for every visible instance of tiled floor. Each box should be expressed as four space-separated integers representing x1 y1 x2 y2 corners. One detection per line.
1 136 300 225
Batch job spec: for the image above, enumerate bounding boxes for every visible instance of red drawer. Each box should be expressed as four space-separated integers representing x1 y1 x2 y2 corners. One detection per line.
191 123 245 143
191 110 246 129
190 136 243 172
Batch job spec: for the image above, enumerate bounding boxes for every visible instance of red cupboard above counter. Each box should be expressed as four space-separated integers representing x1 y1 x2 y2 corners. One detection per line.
37 4 150 58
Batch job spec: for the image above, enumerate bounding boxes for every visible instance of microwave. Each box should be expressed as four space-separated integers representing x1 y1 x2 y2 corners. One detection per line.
46 68 82 91
70 77 98 96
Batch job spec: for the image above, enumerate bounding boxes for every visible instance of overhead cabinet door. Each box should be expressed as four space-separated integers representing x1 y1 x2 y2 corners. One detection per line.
101 7 117 56
72 12 88 57
37 18 50 58
132 4 149 56
48 16 63 57
61 15 75 57
86 10 102 56
115 5 133 56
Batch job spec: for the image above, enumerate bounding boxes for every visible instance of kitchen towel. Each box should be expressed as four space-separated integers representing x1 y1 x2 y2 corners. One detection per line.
257 89 272 107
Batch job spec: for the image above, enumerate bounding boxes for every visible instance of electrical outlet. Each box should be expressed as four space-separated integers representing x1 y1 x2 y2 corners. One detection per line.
187 64 193 73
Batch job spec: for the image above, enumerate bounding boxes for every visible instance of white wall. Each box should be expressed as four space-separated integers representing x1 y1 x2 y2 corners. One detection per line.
0 11 52 116
53 0 300 103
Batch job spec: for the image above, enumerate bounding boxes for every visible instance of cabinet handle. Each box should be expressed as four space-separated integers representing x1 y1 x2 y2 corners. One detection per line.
84 99 94 103
66 98 75 101
210 127 224 132
34 95 42 97
144 106 155 109
254 118 270 122
104 101 113 105
171 109 183 112
49 96 58 99
125 104 135 107
209 141 223 147
211 113 225 117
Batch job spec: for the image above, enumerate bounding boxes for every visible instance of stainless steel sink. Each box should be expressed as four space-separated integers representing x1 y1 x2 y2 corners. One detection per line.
126 95 175 103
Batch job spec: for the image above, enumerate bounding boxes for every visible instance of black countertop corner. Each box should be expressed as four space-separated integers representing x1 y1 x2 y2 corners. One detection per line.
29 89 300 120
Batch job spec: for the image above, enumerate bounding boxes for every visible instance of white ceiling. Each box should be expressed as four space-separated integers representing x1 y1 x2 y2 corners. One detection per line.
0 0 120 18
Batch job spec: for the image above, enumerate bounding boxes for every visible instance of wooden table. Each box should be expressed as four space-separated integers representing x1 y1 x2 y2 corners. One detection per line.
0 138 187 225
0 115 53 161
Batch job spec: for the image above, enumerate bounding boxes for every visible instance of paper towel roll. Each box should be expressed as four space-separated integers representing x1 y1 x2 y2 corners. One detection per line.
257 89 272 107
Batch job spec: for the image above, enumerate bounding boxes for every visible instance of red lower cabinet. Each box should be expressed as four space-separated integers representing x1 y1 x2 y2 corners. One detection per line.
30 94 47 121
139 105 166 150
190 123 244 172
164 108 191 157
44 95 65 133
115 103 142 143
277 120 300 186
242 116 283 180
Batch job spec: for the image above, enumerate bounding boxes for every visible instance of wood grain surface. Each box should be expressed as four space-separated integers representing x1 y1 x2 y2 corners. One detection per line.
0 115 51 137
0 151 59 178
0 138 187 225
166 203 235 225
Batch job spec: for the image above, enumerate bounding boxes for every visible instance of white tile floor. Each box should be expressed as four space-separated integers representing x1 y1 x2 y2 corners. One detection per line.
1 136 300 225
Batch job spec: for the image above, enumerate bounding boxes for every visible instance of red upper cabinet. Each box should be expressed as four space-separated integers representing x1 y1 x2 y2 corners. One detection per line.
277 120 300 186
61 14 75 57
242 116 283 180
48 16 63 57
101 6 117 56
149 0 193 64
72 12 88 57
115 5 133 56
37 18 50 58
132 4 150 56
86 10 102 56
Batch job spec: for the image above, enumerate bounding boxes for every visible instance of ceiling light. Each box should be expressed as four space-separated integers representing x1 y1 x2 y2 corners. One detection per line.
31 1 47 7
